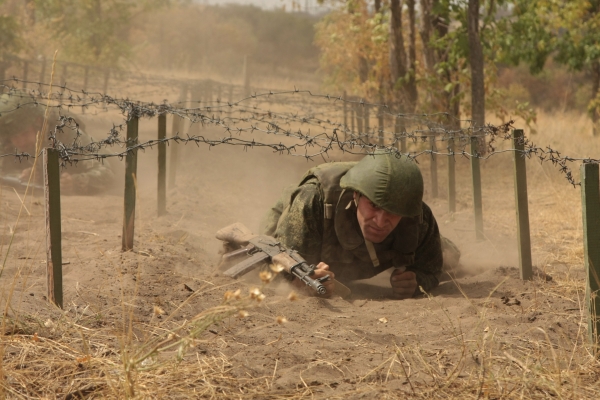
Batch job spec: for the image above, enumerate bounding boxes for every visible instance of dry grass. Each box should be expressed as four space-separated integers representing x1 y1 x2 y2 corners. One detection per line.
1 108 600 399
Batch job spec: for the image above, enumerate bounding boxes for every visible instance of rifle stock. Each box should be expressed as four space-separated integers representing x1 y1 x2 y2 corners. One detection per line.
215 222 255 245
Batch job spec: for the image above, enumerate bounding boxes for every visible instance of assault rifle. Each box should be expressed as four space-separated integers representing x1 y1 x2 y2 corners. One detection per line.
216 223 351 298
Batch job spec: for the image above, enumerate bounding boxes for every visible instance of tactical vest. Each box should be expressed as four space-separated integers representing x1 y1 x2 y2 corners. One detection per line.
267 162 422 283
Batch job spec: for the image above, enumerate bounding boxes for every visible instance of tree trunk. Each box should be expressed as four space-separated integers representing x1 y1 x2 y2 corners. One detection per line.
389 0 407 86
468 0 485 151
406 0 418 112
419 0 435 72
375 0 382 12
385 1 418 111
592 61 600 136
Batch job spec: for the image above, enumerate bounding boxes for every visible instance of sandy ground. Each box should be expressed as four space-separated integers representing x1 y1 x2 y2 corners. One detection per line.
0 120 597 398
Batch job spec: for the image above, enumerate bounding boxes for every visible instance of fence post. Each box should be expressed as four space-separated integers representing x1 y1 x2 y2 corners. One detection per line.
0 62 6 93
158 114 167 217
396 115 406 153
169 86 186 189
356 103 363 136
364 103 370 142
512 129 533 280
122 115 139 251
470 134 484 240
103 68 110 94
206 80 213 105
217 84 222 116
61 64 67 87
350 99 355 137
343 91 348 141
22 61 28 88
83 66 89 91
243 55 250 97
378 95 384 146
448 136 456 213
39 57 47 84
430 134 438 198
44 148 63 309
82 66 89 114
190 83 202 136
581 162 600 352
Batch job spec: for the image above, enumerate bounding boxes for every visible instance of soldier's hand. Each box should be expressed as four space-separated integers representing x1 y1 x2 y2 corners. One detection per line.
292 262 335 297
390 266 417 299
313 262 335 297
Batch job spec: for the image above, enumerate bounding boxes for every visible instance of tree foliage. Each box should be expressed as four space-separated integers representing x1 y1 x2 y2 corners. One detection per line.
497 0 600 132
0 0 21 62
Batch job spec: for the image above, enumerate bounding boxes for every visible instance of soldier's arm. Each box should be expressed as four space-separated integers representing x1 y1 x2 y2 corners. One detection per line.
273 180 324 265
407 203 444 295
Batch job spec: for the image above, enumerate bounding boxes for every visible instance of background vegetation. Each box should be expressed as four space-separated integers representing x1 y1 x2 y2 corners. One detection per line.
0 0 598 132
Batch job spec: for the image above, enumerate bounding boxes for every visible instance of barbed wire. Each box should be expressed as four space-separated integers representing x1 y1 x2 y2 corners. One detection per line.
0 80 595 187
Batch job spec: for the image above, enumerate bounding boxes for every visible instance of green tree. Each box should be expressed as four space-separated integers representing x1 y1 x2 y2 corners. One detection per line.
498 0 600 134
33 0 167 66
0 0 21 63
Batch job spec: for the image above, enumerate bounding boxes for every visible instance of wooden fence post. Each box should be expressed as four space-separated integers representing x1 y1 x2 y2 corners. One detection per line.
448 136 456 213
169 86 186 189
396 116 406 153
83 66 89 91
168 112 180 189
0 62 6 93
158 114 167 217
82 66 89 114
378 95 384 146
430 134 438 198
364 103 370 142
513 129 533 280
122 115 139 251
206 80 213 105
61 64 67 87
343 91 348 141
356 103 363 136
44 148 63 309
350 99 355 137
470 134 484 240
243 55 250 97
39 57 47 84
581 162 600 352
190 83 202 136
103 68 110 94
22 61 28 88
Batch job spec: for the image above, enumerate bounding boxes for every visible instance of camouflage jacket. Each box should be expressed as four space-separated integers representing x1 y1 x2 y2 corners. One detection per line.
261 162 443 295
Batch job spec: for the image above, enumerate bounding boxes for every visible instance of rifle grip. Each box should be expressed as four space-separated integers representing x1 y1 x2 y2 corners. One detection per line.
271 252 296 273
215 222 256 245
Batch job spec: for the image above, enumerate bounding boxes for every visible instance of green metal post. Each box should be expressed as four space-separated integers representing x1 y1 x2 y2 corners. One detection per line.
44 148 63 308
513 129 533 280
581 162 600 353
158 114 167 217
122 115 139 251
470 135 484 240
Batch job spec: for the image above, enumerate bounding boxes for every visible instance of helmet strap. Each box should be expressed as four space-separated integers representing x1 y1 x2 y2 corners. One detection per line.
364 239 380 268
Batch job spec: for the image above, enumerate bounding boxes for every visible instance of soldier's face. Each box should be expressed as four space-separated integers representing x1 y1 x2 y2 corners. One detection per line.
354 193 402 243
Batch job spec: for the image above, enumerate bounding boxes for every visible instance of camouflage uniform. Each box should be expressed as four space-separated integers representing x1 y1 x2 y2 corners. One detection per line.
261 161 450 295
0 91 115 194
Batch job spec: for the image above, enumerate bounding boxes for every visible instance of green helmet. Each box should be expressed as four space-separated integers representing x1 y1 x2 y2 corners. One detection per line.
340 150 423 217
